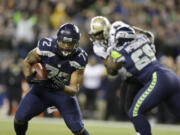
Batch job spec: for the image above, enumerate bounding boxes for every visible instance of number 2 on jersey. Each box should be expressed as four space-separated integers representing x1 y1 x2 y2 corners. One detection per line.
42 38 52 47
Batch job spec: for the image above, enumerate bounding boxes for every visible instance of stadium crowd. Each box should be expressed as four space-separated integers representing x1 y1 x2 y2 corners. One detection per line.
0 0 180 124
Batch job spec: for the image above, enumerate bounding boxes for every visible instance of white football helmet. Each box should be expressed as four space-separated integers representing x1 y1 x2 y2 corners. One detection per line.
115 26 136 46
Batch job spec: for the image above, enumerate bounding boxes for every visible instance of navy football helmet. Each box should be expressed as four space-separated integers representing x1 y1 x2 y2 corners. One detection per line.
115 26 136 46
56 23 80 57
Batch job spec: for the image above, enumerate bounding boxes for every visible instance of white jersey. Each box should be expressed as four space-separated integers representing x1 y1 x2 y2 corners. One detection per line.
93 21 129 59
93 41 109 59
83 64 105 89
92 21 133 79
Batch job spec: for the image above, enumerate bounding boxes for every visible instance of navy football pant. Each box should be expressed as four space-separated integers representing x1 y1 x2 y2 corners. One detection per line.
14 85 84 134
128 69 180 135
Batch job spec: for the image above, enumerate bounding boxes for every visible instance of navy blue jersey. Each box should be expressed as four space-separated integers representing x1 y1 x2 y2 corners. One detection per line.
36 37 88 86
109 35 180 135
111 35 164 83
15 37 88 133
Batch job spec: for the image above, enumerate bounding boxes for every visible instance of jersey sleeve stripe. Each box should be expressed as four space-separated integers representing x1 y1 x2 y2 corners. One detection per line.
36 47 55 57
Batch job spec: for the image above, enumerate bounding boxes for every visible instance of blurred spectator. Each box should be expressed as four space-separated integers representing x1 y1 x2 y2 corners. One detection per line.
6 52 23 115
50 2 69 29
0 59 9 109
13 10 37 58
82 55 106 118
176 55 180 77
104 75 122 121
160 55 176 70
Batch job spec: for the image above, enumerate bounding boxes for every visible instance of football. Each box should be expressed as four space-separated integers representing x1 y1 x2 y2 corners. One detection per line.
32 63 47 80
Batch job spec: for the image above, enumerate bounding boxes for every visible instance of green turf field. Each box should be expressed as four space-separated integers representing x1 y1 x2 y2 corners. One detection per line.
0 116 180 135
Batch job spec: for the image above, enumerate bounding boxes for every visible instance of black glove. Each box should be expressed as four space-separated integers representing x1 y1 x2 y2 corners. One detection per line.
26 72 48 84
51 76 65 90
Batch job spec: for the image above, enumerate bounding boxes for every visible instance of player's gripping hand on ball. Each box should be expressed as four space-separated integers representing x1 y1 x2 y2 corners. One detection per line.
26 63 48 84
50 76 65 90
23 48 48 85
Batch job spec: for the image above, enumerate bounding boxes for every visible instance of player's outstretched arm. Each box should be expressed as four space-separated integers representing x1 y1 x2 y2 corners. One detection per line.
133 26 155 43
23 48 41 78
63 69 84 96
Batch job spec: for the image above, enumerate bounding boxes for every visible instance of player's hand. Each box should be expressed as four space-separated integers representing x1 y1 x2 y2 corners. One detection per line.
26 72 48 84
51 76 65 90
26 72 37 84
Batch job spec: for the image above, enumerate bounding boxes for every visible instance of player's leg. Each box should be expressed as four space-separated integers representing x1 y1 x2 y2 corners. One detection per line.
154 69 180 121
165 93 180 119
165 77 180 119
128 72 168 135
61 96 89 135
125 77 143 114
51 91 90 135
119 79 128 116
14 86 49 135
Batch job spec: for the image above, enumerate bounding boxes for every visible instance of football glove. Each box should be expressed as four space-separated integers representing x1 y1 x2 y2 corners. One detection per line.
50 76 65 90
26 72 48 84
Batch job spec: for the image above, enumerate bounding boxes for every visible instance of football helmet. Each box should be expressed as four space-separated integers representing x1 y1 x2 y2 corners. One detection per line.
89 16 111 43
56 23 80 57
115 26 136 46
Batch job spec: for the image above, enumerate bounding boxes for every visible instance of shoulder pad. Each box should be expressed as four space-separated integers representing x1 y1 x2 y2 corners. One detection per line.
136 34 150 43
36 37 56 57
69 48 88 70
